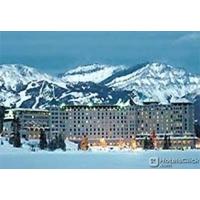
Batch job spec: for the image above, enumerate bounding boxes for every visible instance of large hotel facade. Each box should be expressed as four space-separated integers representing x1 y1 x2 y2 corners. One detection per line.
48 100 196 148
2 100 196 148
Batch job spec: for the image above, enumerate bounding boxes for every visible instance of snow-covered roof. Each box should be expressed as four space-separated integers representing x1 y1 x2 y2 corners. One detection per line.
8 108 49 112
171 98 192 104
63 104 120 109
143 98 160 104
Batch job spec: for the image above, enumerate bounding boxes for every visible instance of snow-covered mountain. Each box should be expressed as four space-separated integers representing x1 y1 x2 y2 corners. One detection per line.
58 63 127 83
1 62 200 110
0 64 52 90
107 62 200 104
0 64 131 108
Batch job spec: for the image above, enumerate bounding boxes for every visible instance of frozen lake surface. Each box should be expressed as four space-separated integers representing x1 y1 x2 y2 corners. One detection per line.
1 139 200 169
1 149 200 169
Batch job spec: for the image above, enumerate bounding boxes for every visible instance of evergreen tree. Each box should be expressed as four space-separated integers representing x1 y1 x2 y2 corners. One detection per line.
163 135 169 149
149 137 154 149
0 137 3 145
13 132 21 148
12 116 21 148
143 136 149 149
39 129 48 150
167 135 171 149
55 134 59 148
0 106 5 133
8 134 14 145
48 134 66 151
194 123 200 138
48 137 57 151
78 141 81 150
58 134 66 151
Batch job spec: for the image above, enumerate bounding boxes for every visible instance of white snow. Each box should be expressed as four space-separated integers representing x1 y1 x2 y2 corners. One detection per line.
170 97 192 104
60 64 127 83
116 99 130 107
0 138 200 168
107 62 200 104
0 64 52 90
68 92 99 105
1 62 200 107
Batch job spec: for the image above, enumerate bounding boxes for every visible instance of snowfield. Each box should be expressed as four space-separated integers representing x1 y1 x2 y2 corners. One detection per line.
0 140 200 169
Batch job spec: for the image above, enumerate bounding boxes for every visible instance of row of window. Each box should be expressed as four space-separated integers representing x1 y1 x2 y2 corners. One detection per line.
72 133 130 137
51 120 128 124
51 116 128 120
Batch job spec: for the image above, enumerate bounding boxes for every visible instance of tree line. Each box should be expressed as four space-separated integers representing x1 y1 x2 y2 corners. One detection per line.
143 134 171 149
39 130 66 151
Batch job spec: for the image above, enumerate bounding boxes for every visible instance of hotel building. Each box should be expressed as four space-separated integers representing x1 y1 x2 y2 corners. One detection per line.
48 100 196 148
2 100 196 148
3 108 50 139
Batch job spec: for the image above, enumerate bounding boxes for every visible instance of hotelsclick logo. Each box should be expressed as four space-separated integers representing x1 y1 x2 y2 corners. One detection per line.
149 156 200 168
149 157 159 167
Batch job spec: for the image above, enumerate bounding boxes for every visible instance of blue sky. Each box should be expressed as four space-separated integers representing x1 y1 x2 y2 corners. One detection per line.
0 31 200 75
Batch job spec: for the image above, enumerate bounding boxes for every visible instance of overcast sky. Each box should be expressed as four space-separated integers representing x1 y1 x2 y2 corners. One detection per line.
0 31 199 75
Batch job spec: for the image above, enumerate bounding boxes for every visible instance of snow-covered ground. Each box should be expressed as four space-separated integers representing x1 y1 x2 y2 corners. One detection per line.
0 139 200 169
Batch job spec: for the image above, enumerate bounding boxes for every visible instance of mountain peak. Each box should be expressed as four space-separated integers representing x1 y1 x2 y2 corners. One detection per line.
59 63 128 83
0 63 43 76
65 63 114 75
107 61 200 104
0 63 35 72
144 62 173 71
0 64 52 91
